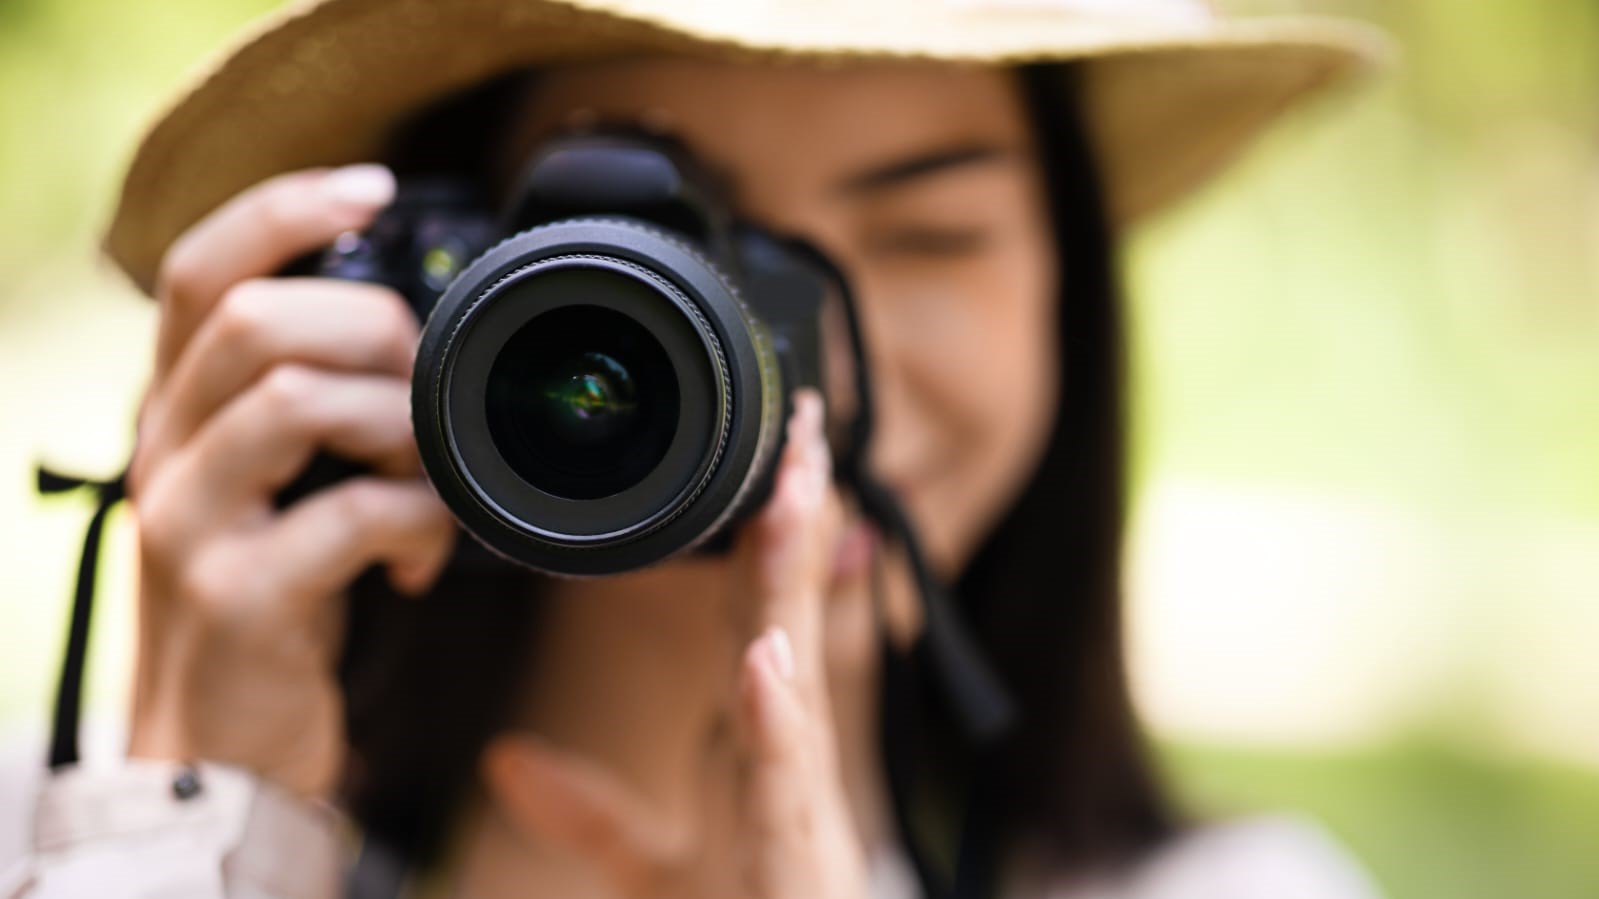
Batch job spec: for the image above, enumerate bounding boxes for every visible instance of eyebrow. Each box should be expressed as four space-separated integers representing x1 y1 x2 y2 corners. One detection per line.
836 143 1014 196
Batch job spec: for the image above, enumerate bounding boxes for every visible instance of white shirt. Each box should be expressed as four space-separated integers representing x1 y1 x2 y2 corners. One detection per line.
6 761 1380 899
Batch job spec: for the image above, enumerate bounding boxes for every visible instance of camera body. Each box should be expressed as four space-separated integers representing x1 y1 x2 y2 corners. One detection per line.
300 132 833 575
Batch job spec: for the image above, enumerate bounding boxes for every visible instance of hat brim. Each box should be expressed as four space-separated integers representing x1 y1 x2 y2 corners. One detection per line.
103 0 1391 295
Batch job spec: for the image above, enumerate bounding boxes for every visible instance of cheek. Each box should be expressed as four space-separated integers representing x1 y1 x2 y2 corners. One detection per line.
949 249 1059 509
869 240 1059 573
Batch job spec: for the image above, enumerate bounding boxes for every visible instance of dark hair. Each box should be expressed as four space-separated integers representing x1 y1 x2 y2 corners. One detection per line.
942 62 1175 882
337 61 1176 893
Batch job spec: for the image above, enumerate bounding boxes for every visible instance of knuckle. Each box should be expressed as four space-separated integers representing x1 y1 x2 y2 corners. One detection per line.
211 279 277 351
132 476 183 564
370 289 419 360
256 363 321 420
758 484 809 539
175 548 244 619
155 234 209 306
327 479 393 534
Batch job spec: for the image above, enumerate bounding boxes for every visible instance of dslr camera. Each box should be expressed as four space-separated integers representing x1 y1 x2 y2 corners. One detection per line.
296 131 840 575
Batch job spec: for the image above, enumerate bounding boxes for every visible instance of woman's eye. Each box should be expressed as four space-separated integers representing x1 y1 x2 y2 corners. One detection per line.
863 226 992 258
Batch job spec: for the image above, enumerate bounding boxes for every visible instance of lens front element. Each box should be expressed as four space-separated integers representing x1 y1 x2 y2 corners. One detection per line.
544 352 636 444
486 305 679 501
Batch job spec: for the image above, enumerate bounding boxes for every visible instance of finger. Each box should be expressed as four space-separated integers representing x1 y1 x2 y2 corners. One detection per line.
483 735 684 896
734 627 859 899
738 628 807 766
731 389 842 693
143 278 417 467
257 476 455 602
140 365 418 547
153 164 396 382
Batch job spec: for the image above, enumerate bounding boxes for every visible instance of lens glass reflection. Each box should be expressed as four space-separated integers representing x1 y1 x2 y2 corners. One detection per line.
486 305 679 500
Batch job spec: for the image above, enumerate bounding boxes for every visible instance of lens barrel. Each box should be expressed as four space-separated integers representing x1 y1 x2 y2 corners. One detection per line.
412 217 785 575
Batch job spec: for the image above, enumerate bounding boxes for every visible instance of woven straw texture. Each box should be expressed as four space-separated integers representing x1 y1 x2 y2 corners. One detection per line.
103 0 1391 293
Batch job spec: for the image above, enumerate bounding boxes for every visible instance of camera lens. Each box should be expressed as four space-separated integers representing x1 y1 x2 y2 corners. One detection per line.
414 217 784 574
485 304 680 500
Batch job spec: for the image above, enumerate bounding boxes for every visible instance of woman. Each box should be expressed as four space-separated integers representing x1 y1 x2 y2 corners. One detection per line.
7 1 1390 897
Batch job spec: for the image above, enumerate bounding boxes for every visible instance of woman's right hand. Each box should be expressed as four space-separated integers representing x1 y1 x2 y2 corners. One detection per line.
125 165 457 800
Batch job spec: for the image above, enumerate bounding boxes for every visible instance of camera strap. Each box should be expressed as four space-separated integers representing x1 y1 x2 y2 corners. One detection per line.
36 464 126 770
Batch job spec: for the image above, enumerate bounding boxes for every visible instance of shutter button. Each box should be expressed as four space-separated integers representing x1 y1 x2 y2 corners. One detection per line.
171 767 203 801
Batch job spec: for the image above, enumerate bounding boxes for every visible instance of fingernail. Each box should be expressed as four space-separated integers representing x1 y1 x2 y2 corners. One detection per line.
767 627 795 682
323 163 395 208
796 390 823 440
796 391 831 490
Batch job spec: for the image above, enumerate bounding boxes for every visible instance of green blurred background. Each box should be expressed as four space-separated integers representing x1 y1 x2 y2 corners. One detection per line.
2 1 1598 896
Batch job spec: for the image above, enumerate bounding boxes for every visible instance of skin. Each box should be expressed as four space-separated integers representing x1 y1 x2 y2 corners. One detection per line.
125 58 1060 898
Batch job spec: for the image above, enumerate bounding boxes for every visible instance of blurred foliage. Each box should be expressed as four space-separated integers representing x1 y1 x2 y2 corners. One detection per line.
1131 2 1599 896
1131 1 1599 517
1162 739 1599 899
0 0 280 311
2 1 1598 898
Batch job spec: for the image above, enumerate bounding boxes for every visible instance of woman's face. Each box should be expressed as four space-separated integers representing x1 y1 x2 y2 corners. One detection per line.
507 59 1060 578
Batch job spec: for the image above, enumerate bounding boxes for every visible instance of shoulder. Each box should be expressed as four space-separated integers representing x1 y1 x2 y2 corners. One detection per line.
1050 816 1383 899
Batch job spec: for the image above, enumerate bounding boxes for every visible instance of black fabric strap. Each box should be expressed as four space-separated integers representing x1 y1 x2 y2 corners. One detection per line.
38 465 126 770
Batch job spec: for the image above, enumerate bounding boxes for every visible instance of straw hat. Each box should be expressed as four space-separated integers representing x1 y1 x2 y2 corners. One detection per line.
103 0 1390 295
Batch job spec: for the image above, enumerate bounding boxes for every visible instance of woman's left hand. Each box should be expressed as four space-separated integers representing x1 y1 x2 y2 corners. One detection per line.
484 390 872 899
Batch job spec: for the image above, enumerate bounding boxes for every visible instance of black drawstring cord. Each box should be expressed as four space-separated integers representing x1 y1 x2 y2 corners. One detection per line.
37 464 127 770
